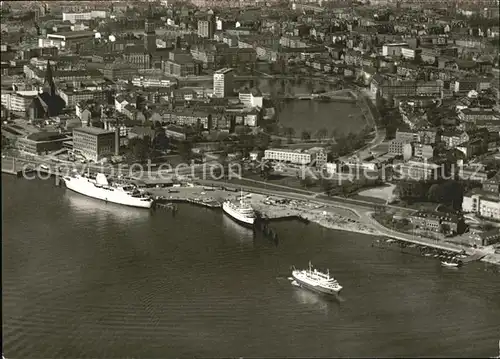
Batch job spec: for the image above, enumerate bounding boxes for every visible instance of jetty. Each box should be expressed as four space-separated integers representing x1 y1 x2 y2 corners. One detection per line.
460 252 486 263
156 196 221 209
1 167 22 176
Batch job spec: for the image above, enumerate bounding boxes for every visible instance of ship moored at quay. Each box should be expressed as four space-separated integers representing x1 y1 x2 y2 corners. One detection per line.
63 172 154 209
222 191 256 227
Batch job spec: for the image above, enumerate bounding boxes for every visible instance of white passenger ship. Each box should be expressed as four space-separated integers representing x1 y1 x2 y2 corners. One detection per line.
292 262 342 295
222 191 256 227
63 172 154 209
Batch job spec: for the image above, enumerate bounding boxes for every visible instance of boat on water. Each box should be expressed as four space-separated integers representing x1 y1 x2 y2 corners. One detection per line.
222 190 256 227
292 262 342 295
63 171 154 209
441 261 461 268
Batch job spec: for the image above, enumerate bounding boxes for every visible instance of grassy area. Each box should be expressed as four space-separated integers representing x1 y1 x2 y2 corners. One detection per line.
373 212 413 233
352 194 387 204
391 201 439 212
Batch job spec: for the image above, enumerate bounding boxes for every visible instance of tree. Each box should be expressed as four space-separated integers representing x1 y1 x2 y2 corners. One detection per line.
300 175 315 189
153 130 169 152
283 127 295 142
301 130 311 140
427 183 441 202
320 178 335 193
254 133 270 150
315 128 328 141
271 138 282 147
260 159 273 180
127 137 151 163
177 140 193 161
394 181 428 201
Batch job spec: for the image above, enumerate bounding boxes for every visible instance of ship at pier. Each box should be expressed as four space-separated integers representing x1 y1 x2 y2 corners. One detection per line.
222 191 256 227
63 171 153 209
292 262 342 295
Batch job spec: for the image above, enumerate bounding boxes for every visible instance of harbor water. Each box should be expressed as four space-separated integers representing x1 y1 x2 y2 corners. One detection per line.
2 175 499 358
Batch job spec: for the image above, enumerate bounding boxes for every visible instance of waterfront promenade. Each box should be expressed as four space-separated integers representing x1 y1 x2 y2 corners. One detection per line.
3 155 499 265
148 184 499 265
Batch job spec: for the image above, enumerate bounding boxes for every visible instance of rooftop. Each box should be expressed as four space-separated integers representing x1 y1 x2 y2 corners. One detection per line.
27 131 66 142
47 31 95 39
214 68 233 74
73 127 114 136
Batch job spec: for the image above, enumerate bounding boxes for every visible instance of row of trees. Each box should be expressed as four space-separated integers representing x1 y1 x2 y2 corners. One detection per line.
124 123 169 163
393 180 481 210
300 128 332 141
296 174 384 197
330 126 373 157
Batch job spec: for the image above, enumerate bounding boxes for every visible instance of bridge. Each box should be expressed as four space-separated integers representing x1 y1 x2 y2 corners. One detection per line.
261 89 358 102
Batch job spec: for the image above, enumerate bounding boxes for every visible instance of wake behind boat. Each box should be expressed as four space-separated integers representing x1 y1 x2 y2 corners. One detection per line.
292 262 342 295
63 171 154 209
222 190 256 227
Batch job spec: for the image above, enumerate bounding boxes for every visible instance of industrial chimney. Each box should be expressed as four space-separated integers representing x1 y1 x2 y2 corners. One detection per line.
114 126 120 156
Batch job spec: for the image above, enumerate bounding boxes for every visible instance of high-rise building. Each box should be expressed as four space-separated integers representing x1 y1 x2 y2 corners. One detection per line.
73 127 116 162
213 68 234 98
198 17 215 39
144 19 157 53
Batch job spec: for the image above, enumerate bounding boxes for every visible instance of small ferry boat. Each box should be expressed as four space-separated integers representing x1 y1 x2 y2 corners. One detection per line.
222 190 256 226
441 261 461 268
292 262 342 295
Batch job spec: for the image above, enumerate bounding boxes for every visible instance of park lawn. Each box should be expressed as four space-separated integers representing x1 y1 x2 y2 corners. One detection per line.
351 194 387 204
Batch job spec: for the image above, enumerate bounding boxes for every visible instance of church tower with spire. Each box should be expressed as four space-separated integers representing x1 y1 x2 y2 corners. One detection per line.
144 4 157 54
43 59 57 97
32 59 65 119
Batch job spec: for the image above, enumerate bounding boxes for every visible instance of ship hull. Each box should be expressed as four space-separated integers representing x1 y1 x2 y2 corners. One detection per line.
292 273 341 296
222 202 255 227
63 177 153 209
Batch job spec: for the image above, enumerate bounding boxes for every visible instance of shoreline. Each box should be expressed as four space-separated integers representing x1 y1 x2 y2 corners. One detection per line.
150 186 499 266
3 173 499 266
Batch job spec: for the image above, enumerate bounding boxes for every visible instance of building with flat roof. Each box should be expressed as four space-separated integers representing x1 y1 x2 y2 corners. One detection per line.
40 31 95 49
213 68 234 98
410 211 465 235
462 190 500 221
238 88 263 108
264 148 321 166
16 132 69 155
62 11 106 23
394 160 442 181
73 127 115 162
198 17 215 39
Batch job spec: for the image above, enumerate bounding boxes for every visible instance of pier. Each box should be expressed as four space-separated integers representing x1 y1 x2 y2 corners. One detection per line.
254 214 280 245
155 196 222 209
460 253 486 263
1 167 22 176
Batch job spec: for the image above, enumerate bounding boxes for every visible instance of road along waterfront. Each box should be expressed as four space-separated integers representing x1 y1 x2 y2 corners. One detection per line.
2 154 499 266
2 174 500 358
